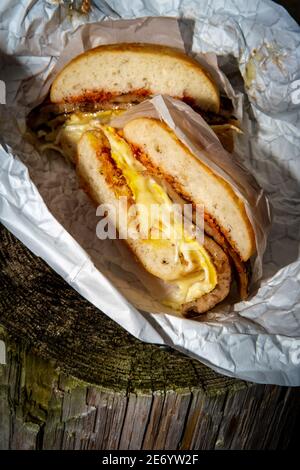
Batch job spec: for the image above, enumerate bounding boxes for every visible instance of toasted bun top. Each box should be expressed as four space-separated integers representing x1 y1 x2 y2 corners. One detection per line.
50 43 220 113
123 118 256 261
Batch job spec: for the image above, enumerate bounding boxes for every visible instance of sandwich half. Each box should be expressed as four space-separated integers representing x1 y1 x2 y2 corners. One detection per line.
76 118 255 315
26 43 254 313
28 43 239 158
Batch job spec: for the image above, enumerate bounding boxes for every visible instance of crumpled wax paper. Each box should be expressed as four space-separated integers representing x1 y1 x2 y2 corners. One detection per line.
0 0 300 385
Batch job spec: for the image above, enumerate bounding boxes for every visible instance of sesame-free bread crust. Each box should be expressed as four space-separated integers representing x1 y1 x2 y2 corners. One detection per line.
50 43 220 113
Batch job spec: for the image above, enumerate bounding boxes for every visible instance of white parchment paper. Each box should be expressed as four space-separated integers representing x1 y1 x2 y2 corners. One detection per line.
0 0 300 385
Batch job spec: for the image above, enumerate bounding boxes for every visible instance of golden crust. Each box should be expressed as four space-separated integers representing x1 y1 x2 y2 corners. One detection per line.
50 43 220 113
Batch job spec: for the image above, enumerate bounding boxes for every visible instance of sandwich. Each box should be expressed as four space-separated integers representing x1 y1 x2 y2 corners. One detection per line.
27 43 256 315
28 43 240 159
76 118 254 315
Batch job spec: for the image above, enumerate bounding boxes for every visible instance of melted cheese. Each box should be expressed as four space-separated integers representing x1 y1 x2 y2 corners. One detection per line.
61 110 125 160
101 126 217 309
39 110 124 161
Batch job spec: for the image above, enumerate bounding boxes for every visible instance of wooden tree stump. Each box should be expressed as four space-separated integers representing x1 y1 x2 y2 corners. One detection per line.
0 223 299 450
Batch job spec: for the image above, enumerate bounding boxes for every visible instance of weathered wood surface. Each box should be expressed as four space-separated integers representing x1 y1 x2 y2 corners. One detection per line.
0 224 299 449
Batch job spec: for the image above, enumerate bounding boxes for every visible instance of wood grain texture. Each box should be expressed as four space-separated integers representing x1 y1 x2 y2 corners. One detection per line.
0 223 299 449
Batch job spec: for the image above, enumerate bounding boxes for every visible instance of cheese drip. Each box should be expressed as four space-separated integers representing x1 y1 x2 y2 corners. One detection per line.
101 126 217 309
